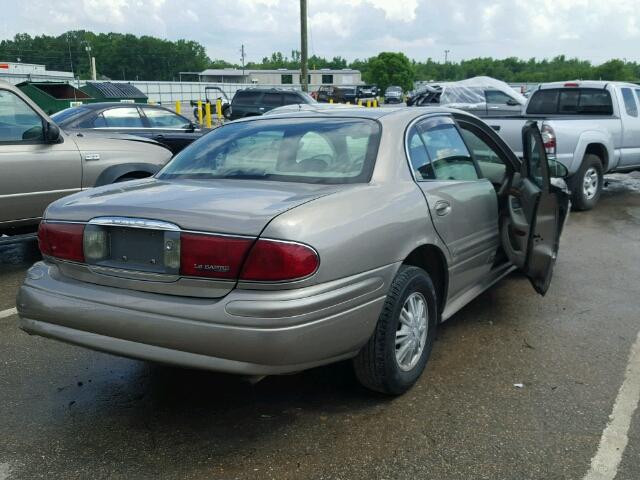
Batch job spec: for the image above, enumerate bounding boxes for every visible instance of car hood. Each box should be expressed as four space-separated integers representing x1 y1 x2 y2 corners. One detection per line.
66 130 170 152
45 178 346 236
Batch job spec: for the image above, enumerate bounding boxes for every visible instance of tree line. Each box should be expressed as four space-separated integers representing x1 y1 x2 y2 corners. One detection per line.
1 31 639 91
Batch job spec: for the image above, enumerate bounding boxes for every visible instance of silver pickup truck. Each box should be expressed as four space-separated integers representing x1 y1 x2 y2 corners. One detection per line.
486 81 640 210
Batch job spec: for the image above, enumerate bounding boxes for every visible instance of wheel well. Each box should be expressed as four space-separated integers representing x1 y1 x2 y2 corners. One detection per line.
115 171 153 182
584 143 608 171
403 245 448 314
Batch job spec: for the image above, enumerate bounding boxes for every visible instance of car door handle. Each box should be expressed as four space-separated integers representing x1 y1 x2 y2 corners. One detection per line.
434 200 451 216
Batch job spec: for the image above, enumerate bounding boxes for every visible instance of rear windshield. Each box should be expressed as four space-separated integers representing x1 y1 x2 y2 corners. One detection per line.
157 118 381 184
50 106 90 125
527 88 613 115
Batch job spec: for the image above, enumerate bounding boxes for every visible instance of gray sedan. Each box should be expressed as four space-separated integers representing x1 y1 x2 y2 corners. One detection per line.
17 107 570 395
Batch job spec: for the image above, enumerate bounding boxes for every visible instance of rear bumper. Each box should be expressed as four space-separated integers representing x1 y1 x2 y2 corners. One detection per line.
17 262 394 375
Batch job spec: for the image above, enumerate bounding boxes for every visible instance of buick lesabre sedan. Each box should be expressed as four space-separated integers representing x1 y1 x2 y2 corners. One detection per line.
17 108 570 395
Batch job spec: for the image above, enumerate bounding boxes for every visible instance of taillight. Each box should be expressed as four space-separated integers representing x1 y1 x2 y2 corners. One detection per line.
541 124 556 156
180 233 253 279
38 222 85 262
240 239 319 282
564 82 579 87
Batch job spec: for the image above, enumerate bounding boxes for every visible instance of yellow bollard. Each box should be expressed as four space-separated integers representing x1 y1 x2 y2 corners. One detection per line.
329 98 334 104
205 102 212 128
358 99 363 107
366 99 372 108
373 99 378 107
216 99 223 121
175 100 181 114
197 100 203 125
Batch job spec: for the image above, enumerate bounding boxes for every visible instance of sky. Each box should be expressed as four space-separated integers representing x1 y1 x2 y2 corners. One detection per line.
1 0 639 65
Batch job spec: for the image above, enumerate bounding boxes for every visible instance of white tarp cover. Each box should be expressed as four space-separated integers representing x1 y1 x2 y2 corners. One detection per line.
438 76 526 108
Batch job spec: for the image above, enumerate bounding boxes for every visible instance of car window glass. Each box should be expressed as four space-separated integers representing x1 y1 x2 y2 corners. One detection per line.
526 130 545 189
233 91 261 105
526 90 559 114
0 89 44 142
635 89 640 107
460 127 507 184
262 93 283 107
418 120 478 181
158 118 380 184
101 107 144 127
558 90 580 113
621 88 638 117
485 90 514 104
143 107 190 128
283 93 302 105
92 113 106 128
407 127 435 180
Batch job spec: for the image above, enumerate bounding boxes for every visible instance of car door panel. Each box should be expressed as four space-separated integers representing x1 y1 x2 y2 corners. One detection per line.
419 179 499 299
407 116 500 300
501 121 570 295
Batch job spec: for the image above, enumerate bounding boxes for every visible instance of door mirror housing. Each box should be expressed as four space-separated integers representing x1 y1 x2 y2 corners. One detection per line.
45 122 61 143
506 98 520 106
548 159 569 178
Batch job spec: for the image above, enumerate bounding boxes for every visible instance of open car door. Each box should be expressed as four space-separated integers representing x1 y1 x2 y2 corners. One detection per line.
501 121 570 295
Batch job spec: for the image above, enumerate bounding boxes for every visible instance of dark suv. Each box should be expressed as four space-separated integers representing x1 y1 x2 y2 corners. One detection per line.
228 89 316 120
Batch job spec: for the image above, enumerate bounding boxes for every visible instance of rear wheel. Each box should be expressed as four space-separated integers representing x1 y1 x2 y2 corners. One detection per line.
353 266 438 395
571 154 603 211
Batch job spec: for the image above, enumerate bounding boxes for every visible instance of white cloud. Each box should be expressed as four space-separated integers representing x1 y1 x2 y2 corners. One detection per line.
3 0 640 64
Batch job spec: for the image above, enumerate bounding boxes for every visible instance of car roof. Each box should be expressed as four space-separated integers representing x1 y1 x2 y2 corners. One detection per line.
67 102 165 110
234 105 474 124
537 80 639 90
236 88 305 94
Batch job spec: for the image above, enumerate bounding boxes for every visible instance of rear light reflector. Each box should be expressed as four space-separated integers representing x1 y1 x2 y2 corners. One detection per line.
180 233 253 279
541 124 556 156
240 239 319 282
38 222 85 262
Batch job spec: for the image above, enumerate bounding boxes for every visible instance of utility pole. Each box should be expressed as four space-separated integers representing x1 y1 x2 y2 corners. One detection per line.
240 44 246 82
444 49 450 64
300 0 309 92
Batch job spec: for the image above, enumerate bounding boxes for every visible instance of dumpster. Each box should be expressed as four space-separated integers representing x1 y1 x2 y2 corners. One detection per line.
16 82 93 115
80 82 147 104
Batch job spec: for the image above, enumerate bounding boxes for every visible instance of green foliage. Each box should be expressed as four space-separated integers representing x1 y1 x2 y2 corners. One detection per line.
0 30 210 80
365 52 414 91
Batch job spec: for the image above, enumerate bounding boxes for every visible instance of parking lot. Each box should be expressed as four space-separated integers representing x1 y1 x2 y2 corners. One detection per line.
0 172 637 480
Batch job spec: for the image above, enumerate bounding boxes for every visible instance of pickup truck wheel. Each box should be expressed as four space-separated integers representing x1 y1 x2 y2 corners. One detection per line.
353 266 438 395
572 154 603 211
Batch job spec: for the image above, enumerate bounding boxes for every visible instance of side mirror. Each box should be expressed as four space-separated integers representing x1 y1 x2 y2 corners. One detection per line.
506 98 519 106
548 159 569 178
186 122 197 132
45 122 61 143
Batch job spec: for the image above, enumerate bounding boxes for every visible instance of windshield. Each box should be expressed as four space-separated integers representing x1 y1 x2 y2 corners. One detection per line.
158 117 381 184
50 106 90 125
386 87 402 93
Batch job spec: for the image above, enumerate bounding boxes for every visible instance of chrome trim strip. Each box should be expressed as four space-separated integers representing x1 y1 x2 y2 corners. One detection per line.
44 218 258 239
88 216 181 231
0 188 82 199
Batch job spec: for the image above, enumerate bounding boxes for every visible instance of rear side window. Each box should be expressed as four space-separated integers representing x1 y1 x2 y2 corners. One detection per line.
283 93 302 105
262 93 283 107
99 107 144 127
233 91 261 105
408 117 479 181
621 88 638 117
527 88 613 115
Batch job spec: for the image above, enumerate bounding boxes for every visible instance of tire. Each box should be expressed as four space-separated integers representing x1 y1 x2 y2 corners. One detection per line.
353 265 438 395
571 154 603 211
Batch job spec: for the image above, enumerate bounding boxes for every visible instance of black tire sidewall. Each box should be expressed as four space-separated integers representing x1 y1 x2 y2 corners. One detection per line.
572 154 603 211
382 267 438 393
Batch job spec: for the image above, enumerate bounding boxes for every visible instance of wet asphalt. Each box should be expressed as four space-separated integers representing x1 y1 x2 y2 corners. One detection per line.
0 174 639 480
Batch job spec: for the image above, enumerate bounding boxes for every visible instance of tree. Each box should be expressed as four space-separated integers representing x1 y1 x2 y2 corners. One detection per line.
365 52 414 92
